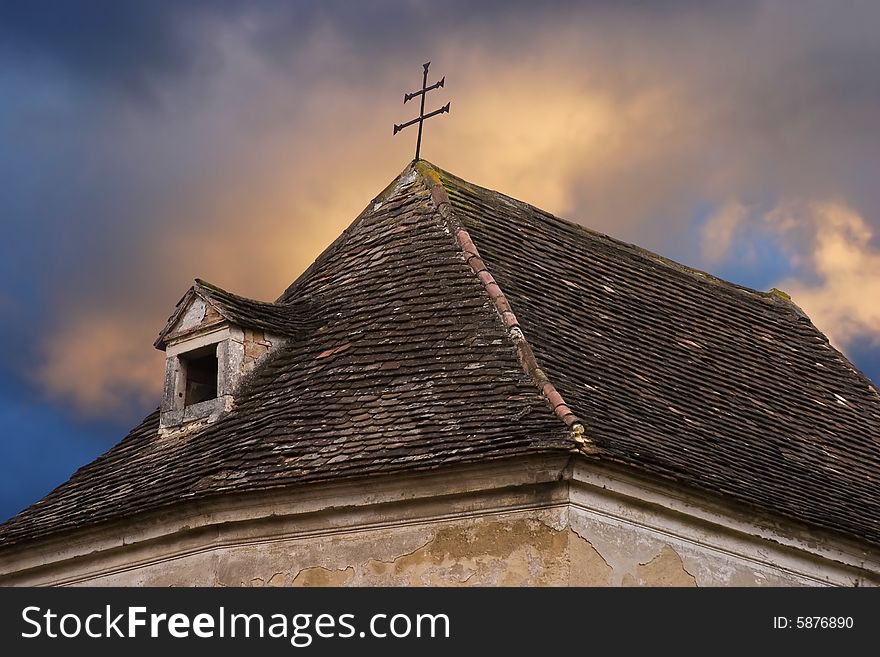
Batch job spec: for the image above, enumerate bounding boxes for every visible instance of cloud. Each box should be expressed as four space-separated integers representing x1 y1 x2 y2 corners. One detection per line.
36 311 165 416
701 201 749 264
0 1 733 92
4 1 880 414
0 0 222 103
769 202 880 349
693 198 880 351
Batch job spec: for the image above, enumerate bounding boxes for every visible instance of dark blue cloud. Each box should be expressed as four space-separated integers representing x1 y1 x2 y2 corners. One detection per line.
0 0 225 102
0 0 752 101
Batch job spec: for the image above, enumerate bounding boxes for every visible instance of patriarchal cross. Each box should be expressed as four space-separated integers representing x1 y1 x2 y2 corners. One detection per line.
393 62 450 161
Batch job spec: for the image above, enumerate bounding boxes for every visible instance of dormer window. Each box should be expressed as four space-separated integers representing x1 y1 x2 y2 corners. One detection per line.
159 330 233 434
180 345 219 406
153 279 302 436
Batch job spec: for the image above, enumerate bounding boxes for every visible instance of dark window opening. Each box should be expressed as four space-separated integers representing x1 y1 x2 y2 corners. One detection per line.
180 345 218 406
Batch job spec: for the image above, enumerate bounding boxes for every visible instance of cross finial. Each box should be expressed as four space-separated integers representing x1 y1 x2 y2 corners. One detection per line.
393 61 450 161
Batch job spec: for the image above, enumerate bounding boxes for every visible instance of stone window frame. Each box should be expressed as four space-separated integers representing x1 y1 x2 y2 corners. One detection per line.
159 325 245 432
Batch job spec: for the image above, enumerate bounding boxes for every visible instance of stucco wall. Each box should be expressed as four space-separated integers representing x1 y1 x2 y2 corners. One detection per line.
84 510 578 587
70 510 838 587
2 457 877 587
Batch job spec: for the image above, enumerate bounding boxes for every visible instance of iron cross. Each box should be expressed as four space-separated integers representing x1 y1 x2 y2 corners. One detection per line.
393 62 450 161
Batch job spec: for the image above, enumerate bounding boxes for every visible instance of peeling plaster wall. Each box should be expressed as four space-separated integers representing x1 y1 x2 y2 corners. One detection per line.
3 458 877 587
569 510 737 587
63 511 875 587
77 512 825 588
74 510 582 587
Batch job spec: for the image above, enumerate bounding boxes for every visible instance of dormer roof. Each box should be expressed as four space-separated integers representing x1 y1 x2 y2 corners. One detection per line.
153 278 319 349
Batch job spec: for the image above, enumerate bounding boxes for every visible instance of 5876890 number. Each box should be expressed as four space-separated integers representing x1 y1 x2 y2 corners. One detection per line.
797 617 853 629
774 616 854 629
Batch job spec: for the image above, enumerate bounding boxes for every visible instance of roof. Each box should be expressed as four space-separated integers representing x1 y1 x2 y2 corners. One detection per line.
2 160 880 550
153 278 320 348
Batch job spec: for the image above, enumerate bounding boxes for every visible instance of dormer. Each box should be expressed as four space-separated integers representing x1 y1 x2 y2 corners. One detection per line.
154 279 311 435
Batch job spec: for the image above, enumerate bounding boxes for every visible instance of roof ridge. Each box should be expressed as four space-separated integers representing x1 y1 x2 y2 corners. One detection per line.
428 164 801 313
154 277 321 348
426 162 880 401
276 166 419 303
415 160 592 454
193 279 279 319
196 278 315 312
195 278 274 305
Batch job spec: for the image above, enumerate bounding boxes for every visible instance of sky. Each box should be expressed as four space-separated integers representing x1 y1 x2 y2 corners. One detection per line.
1 0 880 522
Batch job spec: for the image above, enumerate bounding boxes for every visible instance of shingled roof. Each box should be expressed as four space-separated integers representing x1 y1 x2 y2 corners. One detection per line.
3 160 880 550
153 278 320 348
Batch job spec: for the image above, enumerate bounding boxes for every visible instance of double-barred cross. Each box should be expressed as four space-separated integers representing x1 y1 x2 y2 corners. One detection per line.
393 62 450 161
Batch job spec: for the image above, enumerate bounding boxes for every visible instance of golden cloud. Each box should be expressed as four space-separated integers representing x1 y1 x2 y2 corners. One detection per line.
771 202 880 349
31 13 880 415
36 311 165 416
